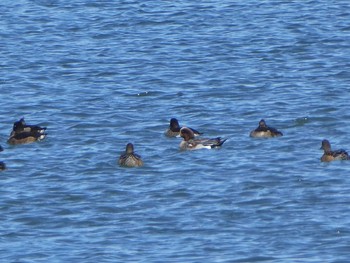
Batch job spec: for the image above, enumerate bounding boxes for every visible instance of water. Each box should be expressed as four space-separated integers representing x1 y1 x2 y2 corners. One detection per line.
1 0 350 262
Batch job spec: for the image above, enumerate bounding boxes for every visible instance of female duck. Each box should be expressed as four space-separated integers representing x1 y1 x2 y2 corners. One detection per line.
320 139 350 162
179 127 226 150
119 143 144 167
165 118 202 137
250 119 283 138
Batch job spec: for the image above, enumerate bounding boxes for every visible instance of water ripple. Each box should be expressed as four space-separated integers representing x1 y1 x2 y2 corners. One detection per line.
1 0 350 262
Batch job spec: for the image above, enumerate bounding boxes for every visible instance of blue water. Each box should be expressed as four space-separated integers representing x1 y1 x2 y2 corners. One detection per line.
1 0 350 262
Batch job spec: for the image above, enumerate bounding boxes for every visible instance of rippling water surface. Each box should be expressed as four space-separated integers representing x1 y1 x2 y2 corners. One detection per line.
1 1 350 262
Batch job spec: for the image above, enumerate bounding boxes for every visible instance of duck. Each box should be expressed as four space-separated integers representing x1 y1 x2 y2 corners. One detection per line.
165 118 202 137
0 161 5 171
320 139 350 162
0 146 4 171
118 143 144 167
249 119 283 138
179 127 227 150
10 117 46 137
7 131 47 145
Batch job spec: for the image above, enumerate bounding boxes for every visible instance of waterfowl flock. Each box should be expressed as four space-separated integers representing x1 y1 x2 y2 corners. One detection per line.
0 117 349 170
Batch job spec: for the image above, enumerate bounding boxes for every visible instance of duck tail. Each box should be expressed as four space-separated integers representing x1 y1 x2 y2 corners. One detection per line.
38 133 47 141
211 138 227 148
39 127 47 133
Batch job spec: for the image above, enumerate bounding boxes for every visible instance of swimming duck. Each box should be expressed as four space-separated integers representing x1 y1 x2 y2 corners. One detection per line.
0 146 4 171
320 139 350 162
7 131 47 145
165 118 202 137
249 119 283 138
0 161 5 171
11 117 46 136
118 143 144 167
179 127 227 150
